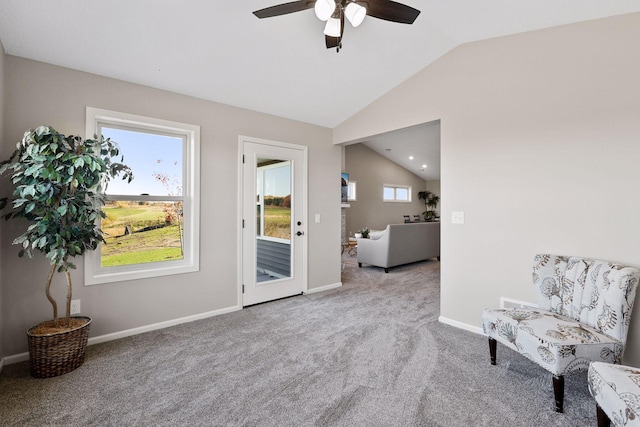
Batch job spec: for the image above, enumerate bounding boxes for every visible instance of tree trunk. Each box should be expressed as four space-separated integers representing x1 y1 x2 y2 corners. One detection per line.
45 264 58 326
65 270 73 328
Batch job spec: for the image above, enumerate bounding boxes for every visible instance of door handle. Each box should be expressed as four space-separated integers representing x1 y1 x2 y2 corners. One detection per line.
296 231 304 236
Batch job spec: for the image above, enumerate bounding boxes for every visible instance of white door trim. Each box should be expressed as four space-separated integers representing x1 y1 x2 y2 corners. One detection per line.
237 135 308 307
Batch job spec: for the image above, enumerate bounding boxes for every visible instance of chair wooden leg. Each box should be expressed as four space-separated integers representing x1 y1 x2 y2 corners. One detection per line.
553 374 564 413
488 337 496 365
384 268 389 273
358 262 362 268
596 404 611 427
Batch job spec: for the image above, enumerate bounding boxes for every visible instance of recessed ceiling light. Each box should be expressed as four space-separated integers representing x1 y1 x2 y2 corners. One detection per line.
409 156 414 160
422 164 427 168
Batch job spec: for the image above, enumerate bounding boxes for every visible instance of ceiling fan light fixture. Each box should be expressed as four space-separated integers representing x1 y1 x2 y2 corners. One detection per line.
253 0 420 52
314 0 336 21
323 17 341 37
345 2 366 27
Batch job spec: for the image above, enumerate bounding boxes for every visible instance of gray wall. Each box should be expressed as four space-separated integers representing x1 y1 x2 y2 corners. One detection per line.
0 39 5 363
344 144 427 234
334 13 640 366
1 56 341 357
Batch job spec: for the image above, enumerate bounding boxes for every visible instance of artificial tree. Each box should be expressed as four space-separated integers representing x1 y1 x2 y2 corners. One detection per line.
418 190 440 221
0 125 133 332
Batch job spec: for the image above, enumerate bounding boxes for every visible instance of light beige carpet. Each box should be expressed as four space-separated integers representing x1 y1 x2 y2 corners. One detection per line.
0 254 595 426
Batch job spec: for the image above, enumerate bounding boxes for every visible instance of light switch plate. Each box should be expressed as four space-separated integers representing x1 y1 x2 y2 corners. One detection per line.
451 211 465 224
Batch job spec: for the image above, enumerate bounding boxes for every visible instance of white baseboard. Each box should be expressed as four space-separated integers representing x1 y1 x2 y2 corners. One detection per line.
88 305 242 346
438 316 484 335
4 351 28 365
305 282 342 294
2 304 243 366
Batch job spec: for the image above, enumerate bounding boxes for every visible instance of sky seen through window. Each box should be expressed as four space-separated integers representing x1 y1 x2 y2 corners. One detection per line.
101 127 183 196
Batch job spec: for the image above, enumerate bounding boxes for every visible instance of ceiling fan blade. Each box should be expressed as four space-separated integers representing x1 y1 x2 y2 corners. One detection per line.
253 1 315 18
364 0 420 24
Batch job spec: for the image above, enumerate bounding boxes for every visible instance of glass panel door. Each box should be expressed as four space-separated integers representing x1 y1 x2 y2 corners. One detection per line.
241 138 306 307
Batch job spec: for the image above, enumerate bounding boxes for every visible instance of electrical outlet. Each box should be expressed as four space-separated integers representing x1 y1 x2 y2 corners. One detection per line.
70 299 81 315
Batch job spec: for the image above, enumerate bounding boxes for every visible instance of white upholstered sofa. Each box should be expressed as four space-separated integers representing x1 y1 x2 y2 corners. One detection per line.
357 222 440 273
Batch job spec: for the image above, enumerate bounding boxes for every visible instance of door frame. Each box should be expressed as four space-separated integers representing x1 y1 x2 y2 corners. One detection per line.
237 135 308 307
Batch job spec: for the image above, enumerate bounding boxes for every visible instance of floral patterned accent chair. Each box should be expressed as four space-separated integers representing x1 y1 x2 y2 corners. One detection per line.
482 254 640 413
588 362 640 427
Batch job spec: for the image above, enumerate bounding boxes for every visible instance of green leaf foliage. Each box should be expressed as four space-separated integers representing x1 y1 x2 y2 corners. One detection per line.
0 125 134 271
417 190 440 220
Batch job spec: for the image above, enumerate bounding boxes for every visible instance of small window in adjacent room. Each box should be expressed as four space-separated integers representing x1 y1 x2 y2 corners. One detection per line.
347 181 357 201
383 184 411 202
84 107 200 285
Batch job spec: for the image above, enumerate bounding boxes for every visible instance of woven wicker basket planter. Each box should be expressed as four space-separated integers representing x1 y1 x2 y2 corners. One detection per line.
27 316 91 378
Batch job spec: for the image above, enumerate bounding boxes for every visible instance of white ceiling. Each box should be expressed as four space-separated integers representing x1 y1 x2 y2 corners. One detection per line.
2 1 640 130
1 2 639 182
356 121 440 181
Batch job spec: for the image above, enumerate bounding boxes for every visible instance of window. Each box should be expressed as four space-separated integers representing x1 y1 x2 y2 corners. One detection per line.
84 108 200 285
347 181 357 201
383 184 411 202
256 160 291 241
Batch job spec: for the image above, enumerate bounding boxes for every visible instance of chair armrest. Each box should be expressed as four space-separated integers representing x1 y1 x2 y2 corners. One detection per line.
357 233 390 268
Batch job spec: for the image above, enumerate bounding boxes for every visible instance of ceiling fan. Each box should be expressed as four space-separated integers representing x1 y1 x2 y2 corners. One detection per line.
253 0 420 52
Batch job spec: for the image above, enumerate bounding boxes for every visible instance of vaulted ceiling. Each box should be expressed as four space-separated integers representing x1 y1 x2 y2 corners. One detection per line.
2 2 640 182
2 1 639 129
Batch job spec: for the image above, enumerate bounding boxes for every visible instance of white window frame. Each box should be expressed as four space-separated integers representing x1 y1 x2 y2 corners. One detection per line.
347 181 357 202
383 184 412 203
257 160 291 244
84 107 200 285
